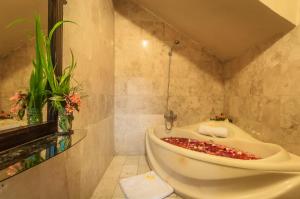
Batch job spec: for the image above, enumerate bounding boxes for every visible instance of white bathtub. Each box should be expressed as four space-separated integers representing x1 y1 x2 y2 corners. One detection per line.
146 121 300 199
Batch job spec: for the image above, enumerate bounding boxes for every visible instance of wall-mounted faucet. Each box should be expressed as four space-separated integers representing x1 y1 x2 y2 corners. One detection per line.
164 110 177 130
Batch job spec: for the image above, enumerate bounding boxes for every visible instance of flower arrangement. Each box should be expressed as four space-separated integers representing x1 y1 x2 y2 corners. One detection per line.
43 20 81 133
210 113 233 123
7 162 23 176
0 110 12 120
9 16 82 132
6 153 44 177
9 17 48 124
65 93 81 114
45 49 78 113
50 91 82 133
9 91 28 120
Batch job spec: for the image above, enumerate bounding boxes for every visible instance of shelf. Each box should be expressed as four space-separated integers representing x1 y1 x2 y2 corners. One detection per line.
0 129 86 182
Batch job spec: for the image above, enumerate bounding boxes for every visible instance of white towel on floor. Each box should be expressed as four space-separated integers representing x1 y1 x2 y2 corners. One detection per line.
198 125 228 138
120 171 174 199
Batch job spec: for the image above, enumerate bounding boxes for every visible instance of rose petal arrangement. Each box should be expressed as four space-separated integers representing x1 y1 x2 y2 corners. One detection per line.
161 137 260 160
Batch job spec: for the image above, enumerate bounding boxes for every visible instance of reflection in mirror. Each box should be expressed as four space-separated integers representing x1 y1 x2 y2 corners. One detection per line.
0 1 48 131
0 129 87 182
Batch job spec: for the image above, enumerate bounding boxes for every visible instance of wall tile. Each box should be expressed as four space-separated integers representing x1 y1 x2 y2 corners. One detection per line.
0 40 34 112
2 1 114 199
114 0 224 155
225 25 300 155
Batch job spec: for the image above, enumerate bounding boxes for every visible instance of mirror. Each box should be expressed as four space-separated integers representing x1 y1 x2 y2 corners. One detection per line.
0 1 48 132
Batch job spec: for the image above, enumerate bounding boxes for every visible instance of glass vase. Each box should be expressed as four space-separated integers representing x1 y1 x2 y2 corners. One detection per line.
58 111 73 133
27 107 43 125
57 135 72 152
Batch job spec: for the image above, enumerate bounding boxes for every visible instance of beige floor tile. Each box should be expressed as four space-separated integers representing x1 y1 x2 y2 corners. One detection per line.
90 155 182 199
93 177 118 198
138 155 149 166
110 156 127 166
120 164 138 178
102 164 123 179
113 184 126 198
124 155 140 166
102 156 127 179
137 163 151 174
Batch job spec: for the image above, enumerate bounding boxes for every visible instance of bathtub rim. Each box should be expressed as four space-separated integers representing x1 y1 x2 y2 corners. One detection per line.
147 127 300 173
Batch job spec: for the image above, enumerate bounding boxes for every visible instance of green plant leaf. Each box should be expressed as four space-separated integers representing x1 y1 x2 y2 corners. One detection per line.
48 20 76 42
49 96 65 101
18 109 25 120
5 18 27 29
27 16 48 111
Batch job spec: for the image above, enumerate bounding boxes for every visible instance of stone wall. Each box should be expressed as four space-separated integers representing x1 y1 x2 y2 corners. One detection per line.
224 26 300 155
114 0 224 155
0 0 115 198
0 41 34 112
63 0 115 197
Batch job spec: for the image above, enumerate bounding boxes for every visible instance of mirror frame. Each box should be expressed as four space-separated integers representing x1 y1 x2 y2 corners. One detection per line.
0 0 66 151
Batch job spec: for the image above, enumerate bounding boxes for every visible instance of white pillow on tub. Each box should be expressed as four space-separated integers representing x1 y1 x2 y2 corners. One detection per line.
198 124 229 138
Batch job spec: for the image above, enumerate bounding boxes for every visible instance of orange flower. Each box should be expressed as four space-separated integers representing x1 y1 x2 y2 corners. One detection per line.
65 103 75 114
7 162 23 176
64 93 81 114
69 93 81 105
9 92 21 101
10 104 20 113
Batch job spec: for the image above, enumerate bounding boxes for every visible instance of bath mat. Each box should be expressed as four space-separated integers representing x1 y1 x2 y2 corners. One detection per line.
120 171 174 199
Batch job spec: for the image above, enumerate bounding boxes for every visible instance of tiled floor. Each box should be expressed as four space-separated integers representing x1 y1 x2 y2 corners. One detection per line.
90 155 183 199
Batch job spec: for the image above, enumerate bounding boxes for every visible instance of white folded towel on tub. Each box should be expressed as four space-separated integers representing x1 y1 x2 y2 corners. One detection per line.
198 125 228 138
120 171 174 199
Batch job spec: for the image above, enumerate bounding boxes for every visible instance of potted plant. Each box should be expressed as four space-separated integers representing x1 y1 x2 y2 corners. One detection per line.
10 16 48 125
10 16 81 132
46 53 81 133
43 21 81 133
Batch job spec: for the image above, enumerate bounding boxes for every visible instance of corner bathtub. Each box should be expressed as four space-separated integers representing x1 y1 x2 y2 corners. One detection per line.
145 121 300 199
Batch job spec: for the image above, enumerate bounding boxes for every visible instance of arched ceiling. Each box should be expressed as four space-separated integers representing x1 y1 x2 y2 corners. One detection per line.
133 0 296 61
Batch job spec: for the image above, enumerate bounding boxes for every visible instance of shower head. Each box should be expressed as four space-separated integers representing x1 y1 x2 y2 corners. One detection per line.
171 40 180 48
174 40 180 45
169 40 180 56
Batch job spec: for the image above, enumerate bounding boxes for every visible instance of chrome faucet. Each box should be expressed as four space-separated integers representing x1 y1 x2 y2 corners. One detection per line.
164 110 177 130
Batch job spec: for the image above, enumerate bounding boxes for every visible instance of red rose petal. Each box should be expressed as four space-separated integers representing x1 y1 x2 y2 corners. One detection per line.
161 137 260 160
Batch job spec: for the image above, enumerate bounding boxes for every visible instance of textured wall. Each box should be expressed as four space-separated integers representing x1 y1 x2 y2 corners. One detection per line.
63 0 115 197
224 26 300 155
0 0 115 199
0 41 34 112
114 0 224 155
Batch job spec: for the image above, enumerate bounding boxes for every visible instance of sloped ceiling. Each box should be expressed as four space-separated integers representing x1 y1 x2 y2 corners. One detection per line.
0 0 47 57
133 0 296 61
